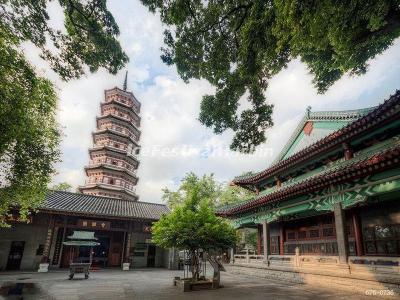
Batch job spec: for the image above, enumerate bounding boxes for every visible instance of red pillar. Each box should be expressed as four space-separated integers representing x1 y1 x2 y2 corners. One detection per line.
257 224 262 255
279 223 285 255
352 212 364 256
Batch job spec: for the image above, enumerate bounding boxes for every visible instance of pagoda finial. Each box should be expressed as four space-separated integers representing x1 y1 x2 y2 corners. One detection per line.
123 71 128 91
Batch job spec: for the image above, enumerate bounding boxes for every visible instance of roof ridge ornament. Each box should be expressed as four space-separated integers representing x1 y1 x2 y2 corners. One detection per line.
123 70 128 91
306 106 312 118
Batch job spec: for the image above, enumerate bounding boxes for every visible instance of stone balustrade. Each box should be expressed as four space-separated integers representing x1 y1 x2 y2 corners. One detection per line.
230 252 400 285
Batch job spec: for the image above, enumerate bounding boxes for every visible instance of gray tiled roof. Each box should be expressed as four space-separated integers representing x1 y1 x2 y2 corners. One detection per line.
40 191 169 220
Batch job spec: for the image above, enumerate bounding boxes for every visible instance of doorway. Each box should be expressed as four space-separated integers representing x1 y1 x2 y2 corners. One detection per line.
147 245 156 267
6 241 25 270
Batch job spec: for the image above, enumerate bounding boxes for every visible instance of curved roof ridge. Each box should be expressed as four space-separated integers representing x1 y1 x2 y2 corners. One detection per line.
220 138 400 216
273 106 376 165
233 90 400 186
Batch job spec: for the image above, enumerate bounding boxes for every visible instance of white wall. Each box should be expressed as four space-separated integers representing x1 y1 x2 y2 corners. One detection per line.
0 223 47 271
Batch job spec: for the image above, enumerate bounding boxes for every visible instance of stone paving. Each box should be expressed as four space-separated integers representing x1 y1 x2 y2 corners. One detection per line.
0 268 397 299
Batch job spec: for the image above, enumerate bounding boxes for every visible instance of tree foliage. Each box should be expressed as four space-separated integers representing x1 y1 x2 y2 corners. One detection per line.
52 182 73 192
0 31 60 226
0 0 127 226
141 0 400 152
152 176 237 280
162 172 254 209
236 228 258 251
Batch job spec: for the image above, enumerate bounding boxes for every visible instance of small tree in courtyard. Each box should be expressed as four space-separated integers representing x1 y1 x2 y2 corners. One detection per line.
152 184 237 281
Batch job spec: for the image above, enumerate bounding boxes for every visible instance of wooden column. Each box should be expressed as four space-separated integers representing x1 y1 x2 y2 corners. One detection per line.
279 223 285 255
352 211 364 256
262 221 270 260
56 222 67 267
124 221 132 263
257 224 262 255
334 202 349 264
41 215 55 263
342 142 354 160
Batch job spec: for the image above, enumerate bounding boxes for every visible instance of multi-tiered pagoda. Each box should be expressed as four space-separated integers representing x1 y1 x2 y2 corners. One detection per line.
79 73 141 201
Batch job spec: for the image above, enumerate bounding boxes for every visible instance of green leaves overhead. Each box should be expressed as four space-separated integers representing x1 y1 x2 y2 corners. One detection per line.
1 0 128 80
141 0 400 152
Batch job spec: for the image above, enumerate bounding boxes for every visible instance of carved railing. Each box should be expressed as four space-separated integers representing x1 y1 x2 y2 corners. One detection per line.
231 252 400 279
349 256 400 274
234 249 264 264
234 252 343 268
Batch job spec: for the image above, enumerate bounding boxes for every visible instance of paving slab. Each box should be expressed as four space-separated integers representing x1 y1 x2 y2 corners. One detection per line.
0 268 397 299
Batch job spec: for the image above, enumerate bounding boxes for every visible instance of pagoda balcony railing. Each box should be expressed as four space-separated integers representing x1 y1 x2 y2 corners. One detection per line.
101 112 140 129
92 142 128 152
91 143 140 159
84 178 136 192
86 163 138 178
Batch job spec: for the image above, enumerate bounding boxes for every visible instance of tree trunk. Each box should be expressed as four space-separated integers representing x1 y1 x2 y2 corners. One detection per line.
208 255 225 288
190 250 200 281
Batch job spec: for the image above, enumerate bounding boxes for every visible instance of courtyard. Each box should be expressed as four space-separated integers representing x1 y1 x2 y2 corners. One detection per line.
0 269 396 300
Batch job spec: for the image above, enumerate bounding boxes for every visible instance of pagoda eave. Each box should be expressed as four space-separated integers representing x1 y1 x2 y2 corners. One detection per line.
88 148 140 166
100 100 140 117
92 129 140 146
96 115 141 133
79 183 138 198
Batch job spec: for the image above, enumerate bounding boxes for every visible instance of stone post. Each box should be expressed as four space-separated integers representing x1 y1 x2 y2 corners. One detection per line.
262 221 270 264
295 247 300 267
230 248 234 264
246 248 250 263
334 202 349 264
38 215 55 272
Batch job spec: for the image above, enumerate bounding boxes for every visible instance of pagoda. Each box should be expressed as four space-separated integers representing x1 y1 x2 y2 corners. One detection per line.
79 72 141 201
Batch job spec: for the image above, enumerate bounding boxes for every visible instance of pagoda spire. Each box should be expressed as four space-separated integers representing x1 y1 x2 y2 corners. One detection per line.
123 71 128 91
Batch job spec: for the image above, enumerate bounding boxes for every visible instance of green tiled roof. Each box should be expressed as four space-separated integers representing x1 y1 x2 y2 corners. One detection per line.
276 107 375 163
218 135 400 214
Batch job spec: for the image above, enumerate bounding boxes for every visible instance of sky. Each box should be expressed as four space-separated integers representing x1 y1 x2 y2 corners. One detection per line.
24 1 400 204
